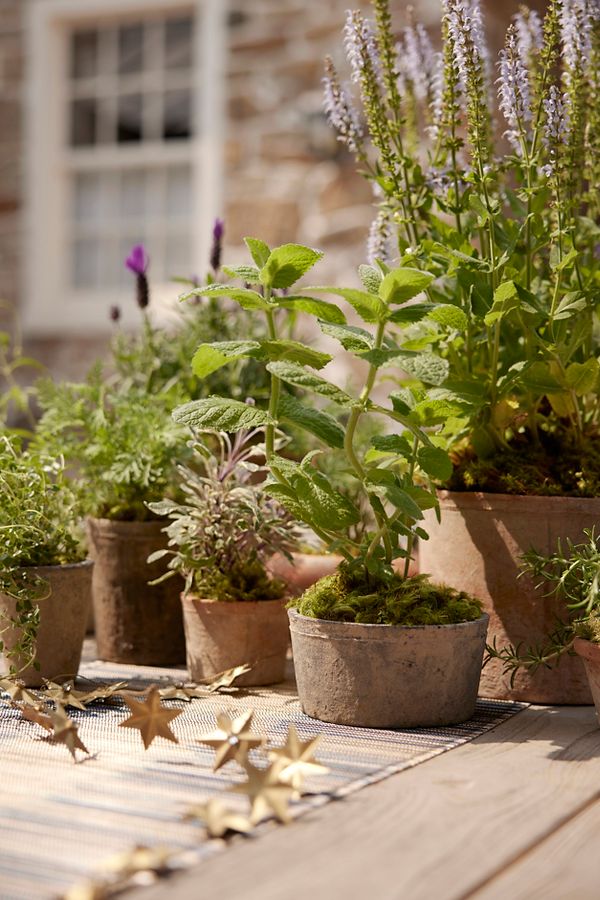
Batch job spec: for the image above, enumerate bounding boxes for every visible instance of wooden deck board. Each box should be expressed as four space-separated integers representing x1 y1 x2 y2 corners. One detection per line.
130 705 600 900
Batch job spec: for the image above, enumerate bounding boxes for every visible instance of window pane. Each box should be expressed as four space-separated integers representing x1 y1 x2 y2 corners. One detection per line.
71 30 98 79
117 94 143 143
165 18 193 70
70 98 97 146
165 233 191 278
119 24 144 75
72 238 101 288
166 167 191 217
120 170 146 218
73 173 103 222
163 89 192 140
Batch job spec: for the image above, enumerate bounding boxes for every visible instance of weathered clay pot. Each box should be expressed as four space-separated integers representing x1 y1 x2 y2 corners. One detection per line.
574 639 600 725
87 518 185 666
268 553 344 595
0 560 93 687
419 491 600 704
181 595 289 686
288 608 489 728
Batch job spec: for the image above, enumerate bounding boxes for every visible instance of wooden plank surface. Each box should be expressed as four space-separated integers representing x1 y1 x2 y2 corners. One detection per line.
131 705 600 900
471 796 600 900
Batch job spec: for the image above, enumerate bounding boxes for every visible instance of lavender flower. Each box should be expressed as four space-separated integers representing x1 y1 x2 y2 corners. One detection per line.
428 51 445 139
210 218 225 273
323 56 364 154
400 23 437 102
560 0 593 77
343 10 382 86
366 208 393 265
125 243 150 310
542 84 570 175
514 8 543 60
497 24 532 152
443 0 486 96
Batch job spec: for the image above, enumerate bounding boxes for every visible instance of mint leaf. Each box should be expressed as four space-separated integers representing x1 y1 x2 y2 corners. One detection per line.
427 304 468 331
260 244 323 289
222 265 261 283
192 341 260 378
483 281 519 326
259 339 331 370
306 287 386 323
276 295 346 324
417 446 453 481
244 237 271 268
267 361 353 406
378 268 434 305
319 321 374 352
358 264 383 294
180 284 271 311
278 392 345 448
173 398 273 433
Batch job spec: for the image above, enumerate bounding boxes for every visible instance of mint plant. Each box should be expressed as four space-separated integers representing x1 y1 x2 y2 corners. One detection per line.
172 239 482 625
0 436 85 674
323 0 600 496
147 429 299 601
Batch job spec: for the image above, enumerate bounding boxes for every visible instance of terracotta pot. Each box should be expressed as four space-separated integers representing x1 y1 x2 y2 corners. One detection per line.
268 552 344 595
289 609 489 728
419 491 600 704
87 518 185 666
574 639 600 725
181 595 289 686
0 560 93 687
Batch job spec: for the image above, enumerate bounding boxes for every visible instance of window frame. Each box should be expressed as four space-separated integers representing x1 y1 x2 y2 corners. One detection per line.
24 0 226 334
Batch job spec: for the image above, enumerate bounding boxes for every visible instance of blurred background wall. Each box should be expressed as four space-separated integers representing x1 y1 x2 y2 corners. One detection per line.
0 0 547 379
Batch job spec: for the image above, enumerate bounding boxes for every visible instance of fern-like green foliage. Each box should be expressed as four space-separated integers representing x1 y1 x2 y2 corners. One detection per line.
291 567 482 626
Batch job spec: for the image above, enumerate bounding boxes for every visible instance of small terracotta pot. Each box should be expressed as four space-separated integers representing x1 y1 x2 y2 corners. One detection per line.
181 595 289 686
288 608 489 728
87 518 185 666
419 491 599 704
0 560 93 687
268 552 344 595
574 639 600 725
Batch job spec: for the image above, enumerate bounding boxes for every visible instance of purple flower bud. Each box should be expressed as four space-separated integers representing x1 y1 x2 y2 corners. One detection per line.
210 218 224 272
125 243 149 276
109 305 121 323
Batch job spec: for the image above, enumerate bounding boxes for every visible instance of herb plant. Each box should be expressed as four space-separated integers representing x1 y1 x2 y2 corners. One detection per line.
147 429 299 601
172 239 482 625
0 436 85 673
486 529 600 682
324 0 600 496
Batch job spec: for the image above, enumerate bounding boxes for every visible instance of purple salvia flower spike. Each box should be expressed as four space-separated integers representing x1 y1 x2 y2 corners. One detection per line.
323 56 363 153
125 243 149 276
343 9 382 86
497 24 532 152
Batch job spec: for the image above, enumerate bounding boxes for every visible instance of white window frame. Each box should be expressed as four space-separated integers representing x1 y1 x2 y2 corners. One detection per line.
24 0 226 334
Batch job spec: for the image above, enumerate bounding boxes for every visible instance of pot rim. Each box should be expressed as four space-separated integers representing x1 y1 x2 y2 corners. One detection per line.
435 489 600 512
288 607 489 633
573 636 600 657
16 558 93 575
182 593 287 607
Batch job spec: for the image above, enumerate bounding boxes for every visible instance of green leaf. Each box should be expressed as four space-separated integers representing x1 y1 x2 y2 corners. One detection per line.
278 392 345 448
266 461 360 531
276 295 346 324
358 264 382 294
565 359 600 396
222 264 261 282
483 281 519 326
366 471 424 520
319 321 374 352
378 268 434 305
260 244 323 289
520 362 564 394
192 341 260 378
400 353 449 386
266 361 353 406
553 247 578 272
260 339 332 370
370 433 413 458
244 236 271 268
387 303 434 324
180 284 271 311
427 304 468 331
553 292 587 321
417 446 453 481
306 287 386 323
173 398 273 433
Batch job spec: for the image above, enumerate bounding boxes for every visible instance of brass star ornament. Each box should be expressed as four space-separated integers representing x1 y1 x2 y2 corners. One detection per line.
204 664 252 692
20 703 53 731
184 798 253 839
0 678 40 707
229 760 295 825
269 726 330 794
48 705 90 761
44 680 90 711
195 710 264 771
119 686 183 749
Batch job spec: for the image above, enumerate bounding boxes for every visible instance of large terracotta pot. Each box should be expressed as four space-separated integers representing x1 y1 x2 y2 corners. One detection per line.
87 518 185 666
288 609 489 728
574 639 600 725
268 552 344 595
181 595 289 686
419 491 600 704
0 560 93 687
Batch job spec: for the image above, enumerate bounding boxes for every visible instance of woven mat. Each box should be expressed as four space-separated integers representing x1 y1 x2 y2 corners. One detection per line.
0 657 524 900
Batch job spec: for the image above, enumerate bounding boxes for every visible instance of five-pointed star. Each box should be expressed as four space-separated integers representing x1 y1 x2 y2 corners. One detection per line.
0 678 40 706
196 710 264 771
20 703 53 731
102 844 174 878
48 705 89 760
44 680 90 711
204 664 252 693
81 681 130 704
184 797 253 838
118 686 183 749
228 760 295 825
269 726 330 793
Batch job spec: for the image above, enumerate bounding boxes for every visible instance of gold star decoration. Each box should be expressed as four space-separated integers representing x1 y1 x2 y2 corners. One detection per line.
118 686 183 750
269 726 330 794
43 680 90 711
0 678 41 707
47 705 90 761
204 664 252 693
20 703 53 731
195 710 264 771
81 681 130 704
61 846 176 900
184 797 253 839
228 760 295 825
